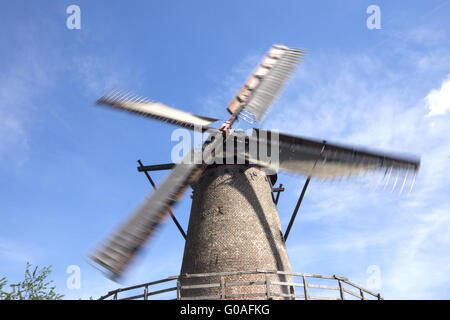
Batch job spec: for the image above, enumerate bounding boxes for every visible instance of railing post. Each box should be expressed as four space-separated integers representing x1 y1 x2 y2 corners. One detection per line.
360 289 365 300
176 279 181 300
144 286 148 300
338 280 345 300
302 276 309 300
113 292 118 300
265 273 271 300
220 276 225 299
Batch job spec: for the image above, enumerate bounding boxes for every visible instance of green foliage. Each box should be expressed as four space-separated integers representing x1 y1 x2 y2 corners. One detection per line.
0 262 64 300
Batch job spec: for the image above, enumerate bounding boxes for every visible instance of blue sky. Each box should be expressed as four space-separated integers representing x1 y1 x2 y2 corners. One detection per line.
0 1 449 299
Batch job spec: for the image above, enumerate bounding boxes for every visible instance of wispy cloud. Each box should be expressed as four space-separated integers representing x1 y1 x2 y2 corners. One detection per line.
201 24 450 299
199 52 262 121
0 237 45 268
266 35 450 298
0 23 140 169
70 54 141 97
0 48 53 166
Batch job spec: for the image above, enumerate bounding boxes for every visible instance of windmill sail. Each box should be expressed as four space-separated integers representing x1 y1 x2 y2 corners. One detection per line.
89 148 205 279
89 129 226 279
236 129 419 190
97 89 219 130
226 45 305 123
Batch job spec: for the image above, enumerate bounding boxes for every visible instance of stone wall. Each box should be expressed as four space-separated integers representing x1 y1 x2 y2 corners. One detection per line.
180 165 293 299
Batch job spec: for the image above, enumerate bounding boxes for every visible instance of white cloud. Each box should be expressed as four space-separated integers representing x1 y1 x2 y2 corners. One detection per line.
426 75 450 116
260 46 450 299
195 27 450 299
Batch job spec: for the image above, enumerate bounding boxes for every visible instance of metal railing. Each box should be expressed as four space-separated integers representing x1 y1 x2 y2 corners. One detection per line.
98 270 382 300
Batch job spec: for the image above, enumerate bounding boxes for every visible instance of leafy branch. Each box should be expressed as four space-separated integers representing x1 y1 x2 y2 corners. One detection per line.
0 262 64 300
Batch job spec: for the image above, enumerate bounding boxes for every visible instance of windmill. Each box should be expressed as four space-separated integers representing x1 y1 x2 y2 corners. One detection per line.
90 45 420 300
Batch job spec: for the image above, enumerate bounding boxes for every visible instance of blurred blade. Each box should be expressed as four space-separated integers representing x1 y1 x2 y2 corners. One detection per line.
89 148 205 280
237 129 420 185
97 89 219 130
226 45 305 123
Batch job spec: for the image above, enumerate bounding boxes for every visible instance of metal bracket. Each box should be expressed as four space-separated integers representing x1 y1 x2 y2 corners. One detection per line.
272 184 284 205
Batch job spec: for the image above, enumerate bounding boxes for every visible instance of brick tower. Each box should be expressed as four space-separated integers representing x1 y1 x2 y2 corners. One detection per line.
180 164 294 299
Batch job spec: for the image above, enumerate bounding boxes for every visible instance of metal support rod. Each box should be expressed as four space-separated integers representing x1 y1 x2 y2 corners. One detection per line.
272 186 285 192
267 174 276 203
137 163 175 172
137 160 187 240
284 177 311 241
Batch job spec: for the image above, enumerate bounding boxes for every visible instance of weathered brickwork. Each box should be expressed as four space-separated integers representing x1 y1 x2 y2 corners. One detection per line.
180 165 294 299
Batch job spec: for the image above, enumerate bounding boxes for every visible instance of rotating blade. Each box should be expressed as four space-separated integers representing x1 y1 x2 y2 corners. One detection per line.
97 89 219 130
226 45 305 123
89 148 205 280
236 129 420 190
